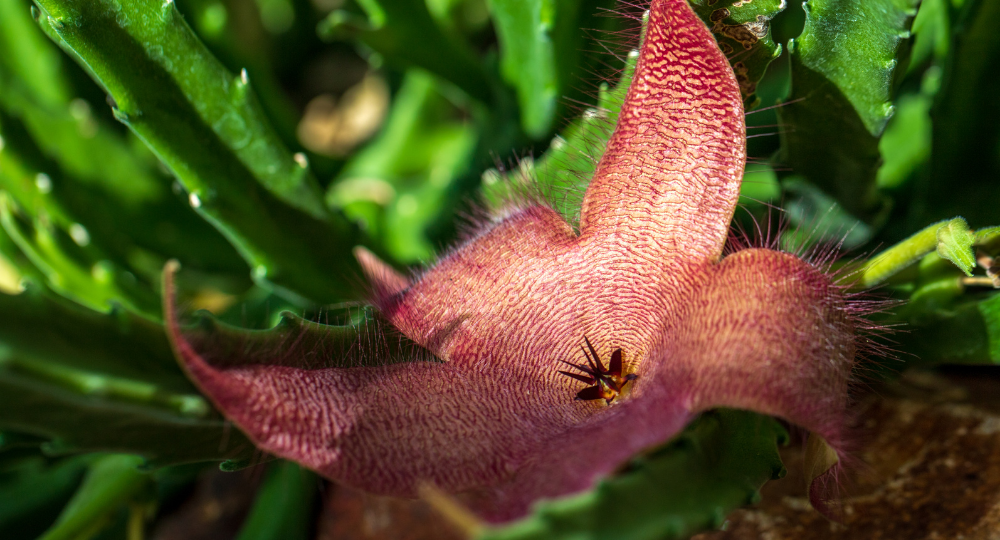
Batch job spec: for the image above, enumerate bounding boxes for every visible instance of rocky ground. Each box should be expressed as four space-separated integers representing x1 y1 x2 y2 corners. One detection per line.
695 368 1000 540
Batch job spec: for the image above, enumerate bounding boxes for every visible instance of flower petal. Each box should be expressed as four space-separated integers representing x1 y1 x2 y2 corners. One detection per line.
369 0 747 372
579 0 746 264
672 248 855 518
165 247 856 521
165 267 577 496
354 246 411 300
681 249 854 440
806 432 843 521
165 263 700 521
463 381 695 521
161 0 855 525
372 205 587 364
168 309 695 521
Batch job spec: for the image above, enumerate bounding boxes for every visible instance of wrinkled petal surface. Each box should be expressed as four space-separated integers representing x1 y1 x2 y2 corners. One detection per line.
167 0 856 523
168 247 855 520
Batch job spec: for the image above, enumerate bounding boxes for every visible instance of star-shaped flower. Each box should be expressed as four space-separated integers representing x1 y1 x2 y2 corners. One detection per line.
167 0 862 523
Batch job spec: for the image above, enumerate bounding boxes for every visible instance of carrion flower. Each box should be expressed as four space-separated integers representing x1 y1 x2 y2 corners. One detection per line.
166 0 873 523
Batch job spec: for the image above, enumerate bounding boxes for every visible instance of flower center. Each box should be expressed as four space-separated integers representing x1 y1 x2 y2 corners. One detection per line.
558 336 638 404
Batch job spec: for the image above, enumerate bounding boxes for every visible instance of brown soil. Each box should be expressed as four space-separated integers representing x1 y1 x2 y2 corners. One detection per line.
695 368 1000 540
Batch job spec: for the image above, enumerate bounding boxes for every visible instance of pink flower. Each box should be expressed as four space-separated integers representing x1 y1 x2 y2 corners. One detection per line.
166 0 866 523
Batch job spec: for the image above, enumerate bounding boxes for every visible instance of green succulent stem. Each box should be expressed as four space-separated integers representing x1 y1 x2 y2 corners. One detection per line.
318 0 493 107
1 356 208 418
233 461 317 540
36 454 150 540
0 363 255 466
0 283 188 390
779 0 920 223
31 0 367 303
861 217 977 287
977 226 1000 249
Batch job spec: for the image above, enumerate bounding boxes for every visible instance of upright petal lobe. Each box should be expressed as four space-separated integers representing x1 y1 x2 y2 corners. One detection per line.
580 0 746 264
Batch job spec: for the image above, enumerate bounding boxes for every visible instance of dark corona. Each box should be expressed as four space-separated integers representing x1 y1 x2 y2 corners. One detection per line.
558 337 637 404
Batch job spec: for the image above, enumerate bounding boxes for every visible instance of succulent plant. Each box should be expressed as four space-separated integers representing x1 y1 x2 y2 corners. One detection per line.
0 0 998 538
167 0 865 523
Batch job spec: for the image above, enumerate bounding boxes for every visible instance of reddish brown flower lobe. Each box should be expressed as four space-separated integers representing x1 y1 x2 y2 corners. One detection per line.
167 0 857 523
